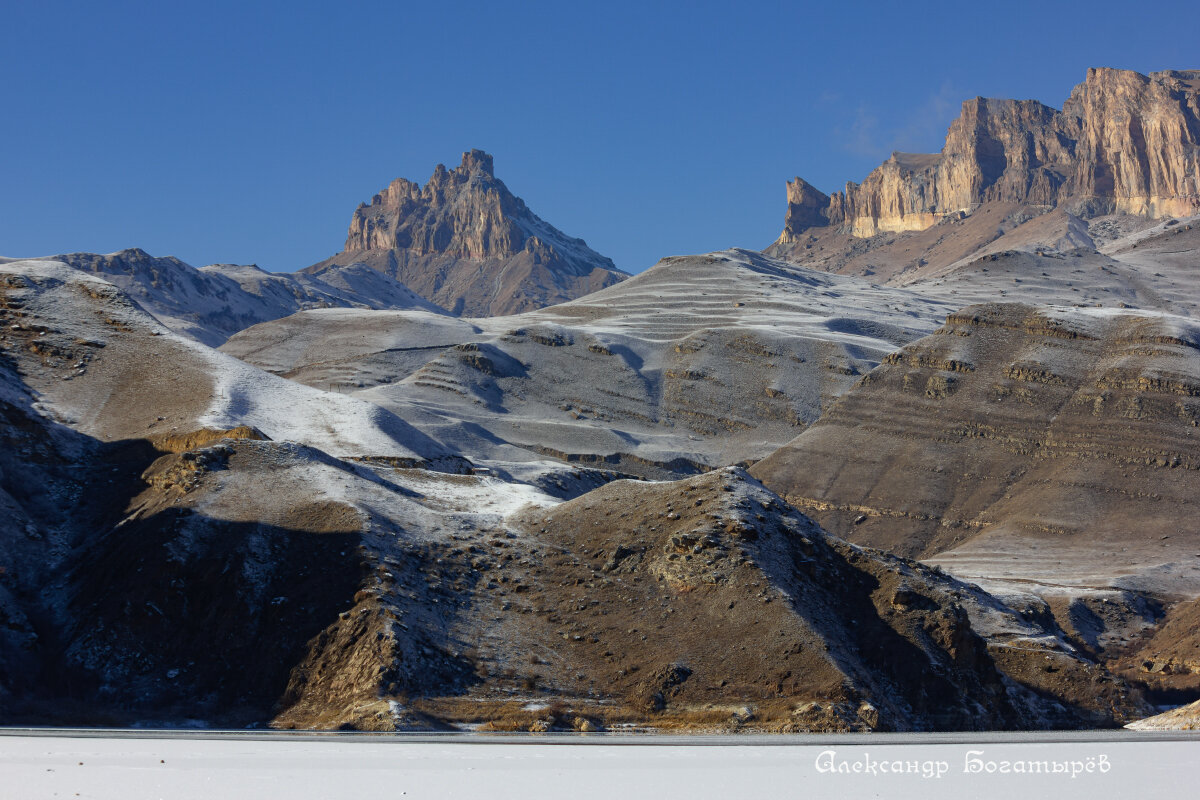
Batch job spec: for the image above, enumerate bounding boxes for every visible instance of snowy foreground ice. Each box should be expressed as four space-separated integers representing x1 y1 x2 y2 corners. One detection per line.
0 731 1197 800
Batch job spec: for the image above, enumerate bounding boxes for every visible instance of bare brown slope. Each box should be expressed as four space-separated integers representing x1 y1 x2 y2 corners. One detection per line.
63 452 369 726
1115 596 1200 700
306 150 626 317
750 303 1200 603
24 451 1146 731
483 468 1143 730
769 201 1044 282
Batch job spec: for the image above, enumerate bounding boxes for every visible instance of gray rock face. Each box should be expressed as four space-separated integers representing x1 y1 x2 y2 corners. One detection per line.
774 68 1200 242
307 150 627 317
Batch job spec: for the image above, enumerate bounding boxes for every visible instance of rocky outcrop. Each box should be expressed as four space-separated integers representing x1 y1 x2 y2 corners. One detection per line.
1065 68 1200 217
307 150 627 317
779 177 831 241
774 68 1200 243
498 468 1146 731
1115 595 1200 701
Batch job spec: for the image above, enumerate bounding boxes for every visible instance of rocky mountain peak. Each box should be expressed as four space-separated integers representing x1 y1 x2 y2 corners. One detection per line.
459 148 494 177
774 67 1200 243
423 149 496 195
308 150 625 317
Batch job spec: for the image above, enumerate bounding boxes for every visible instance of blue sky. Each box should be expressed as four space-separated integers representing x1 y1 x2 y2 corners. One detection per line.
2 0 1195 274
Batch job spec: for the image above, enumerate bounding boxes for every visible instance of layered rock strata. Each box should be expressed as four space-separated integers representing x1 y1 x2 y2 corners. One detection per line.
751 303 1200 600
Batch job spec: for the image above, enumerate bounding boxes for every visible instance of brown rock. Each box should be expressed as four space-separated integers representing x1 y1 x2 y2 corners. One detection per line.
307 150 627 316
774 68 1200 243
1115 595 1200 698
497 467 1145 731
778 177 831 241
750 302 1200 608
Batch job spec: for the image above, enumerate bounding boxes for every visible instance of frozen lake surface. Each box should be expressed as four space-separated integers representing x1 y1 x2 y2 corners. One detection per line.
1 730 1197 799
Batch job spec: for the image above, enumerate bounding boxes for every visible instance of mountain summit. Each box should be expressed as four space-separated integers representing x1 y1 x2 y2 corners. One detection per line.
772 68 1200 246
306 150 627 316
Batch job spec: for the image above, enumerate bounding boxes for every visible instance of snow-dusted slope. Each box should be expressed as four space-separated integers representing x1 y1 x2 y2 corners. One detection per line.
222 308 481 381
35 248 446 347
770 205 1200 321
750 300 1200 641
202 261 444 317
0 257 448 460
1126 700 1200 730
0 248 1164 733
227 249 961 472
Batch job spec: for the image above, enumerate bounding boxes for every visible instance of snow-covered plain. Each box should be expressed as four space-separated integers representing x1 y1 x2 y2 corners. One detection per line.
0 732 1194 800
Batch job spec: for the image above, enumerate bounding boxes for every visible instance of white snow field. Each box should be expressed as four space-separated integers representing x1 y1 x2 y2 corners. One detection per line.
0 731 1195 800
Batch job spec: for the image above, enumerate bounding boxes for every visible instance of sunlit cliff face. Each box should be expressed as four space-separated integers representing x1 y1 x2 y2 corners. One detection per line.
778 68 1200 242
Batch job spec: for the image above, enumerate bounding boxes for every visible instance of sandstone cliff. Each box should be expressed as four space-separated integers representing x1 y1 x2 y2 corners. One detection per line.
774 68 1200 243
307 150 627 317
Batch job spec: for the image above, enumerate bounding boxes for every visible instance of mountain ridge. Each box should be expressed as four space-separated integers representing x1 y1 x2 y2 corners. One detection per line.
770 67 1200 249
48 248 444 346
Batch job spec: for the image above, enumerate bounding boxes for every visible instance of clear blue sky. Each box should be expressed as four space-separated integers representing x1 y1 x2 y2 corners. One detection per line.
3 0 1195 274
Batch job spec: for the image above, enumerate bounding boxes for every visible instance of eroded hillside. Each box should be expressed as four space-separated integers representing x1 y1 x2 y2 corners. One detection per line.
0 257 1152 731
